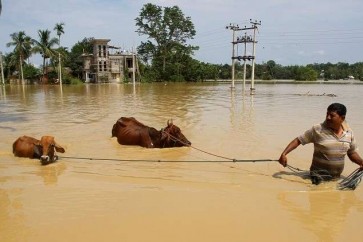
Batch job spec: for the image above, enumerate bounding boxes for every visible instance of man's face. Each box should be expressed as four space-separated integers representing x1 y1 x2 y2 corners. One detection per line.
325 111 345 129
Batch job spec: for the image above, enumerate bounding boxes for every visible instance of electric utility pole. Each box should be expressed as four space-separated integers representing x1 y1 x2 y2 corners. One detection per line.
250 19 261 95
226 23 242 89
58 52 62 85
132 47 136 86
226 20 261 93
0 52 4 85
239 33 253 92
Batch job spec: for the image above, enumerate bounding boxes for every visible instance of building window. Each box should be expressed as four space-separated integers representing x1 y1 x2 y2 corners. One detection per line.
126 58 133 68
104 61 107 71
99 61 102 71
103 45 107 57
98 45 101 57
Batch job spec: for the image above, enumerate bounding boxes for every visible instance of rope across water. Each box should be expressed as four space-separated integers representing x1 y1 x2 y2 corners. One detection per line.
58 131 362 190
59 155 278 163
59 131 279 163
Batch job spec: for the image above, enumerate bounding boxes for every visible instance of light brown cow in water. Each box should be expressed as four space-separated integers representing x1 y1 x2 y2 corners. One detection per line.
13 136 65 165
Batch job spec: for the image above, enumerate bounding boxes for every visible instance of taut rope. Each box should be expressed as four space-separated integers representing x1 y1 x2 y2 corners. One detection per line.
59 131 278 163
59 130 363 189
59 155 278 163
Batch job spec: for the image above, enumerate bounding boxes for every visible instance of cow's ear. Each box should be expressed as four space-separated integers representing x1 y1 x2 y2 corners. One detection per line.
167 119 173 127
54 143 65 153
118 119 127 127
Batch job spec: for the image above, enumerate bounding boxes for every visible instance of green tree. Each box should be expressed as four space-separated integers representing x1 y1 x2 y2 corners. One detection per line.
6 31 33 83
295 66 318 81
54 22 65 84
322 62 336 80
32 29 59 83
351 62 363 81
23 63 41 80
336 62 350 79
271 63 289 79
218 64 232 79
263 60 276 80
135 3 198 81
66 37 93 79
180 57 201 81
3 52 17 81
54 23 65 44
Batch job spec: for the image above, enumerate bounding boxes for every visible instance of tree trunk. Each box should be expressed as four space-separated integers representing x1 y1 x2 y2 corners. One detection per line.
42 57 47 84
19 55 24 84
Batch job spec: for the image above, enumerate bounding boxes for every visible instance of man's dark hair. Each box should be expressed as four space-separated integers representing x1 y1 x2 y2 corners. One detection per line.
327 103 347 116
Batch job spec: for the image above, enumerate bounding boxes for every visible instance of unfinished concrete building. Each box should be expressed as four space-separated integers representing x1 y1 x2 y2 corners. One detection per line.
82 39 138 83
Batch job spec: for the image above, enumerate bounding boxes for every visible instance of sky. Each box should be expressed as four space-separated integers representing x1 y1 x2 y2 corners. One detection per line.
1 0 363 66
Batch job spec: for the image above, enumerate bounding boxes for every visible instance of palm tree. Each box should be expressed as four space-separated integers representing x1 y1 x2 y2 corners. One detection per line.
32 29 59 84
6 31 33 83
54 22 65 44
54 22 65 84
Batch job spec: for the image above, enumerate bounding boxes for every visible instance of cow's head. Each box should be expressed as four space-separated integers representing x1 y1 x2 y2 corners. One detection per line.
38 136 65 165
161 120 191 148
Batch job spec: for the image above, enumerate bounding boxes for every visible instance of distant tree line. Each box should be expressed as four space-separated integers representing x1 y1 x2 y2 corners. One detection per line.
225 60 363 82
134 3 363 82
1 3 362 84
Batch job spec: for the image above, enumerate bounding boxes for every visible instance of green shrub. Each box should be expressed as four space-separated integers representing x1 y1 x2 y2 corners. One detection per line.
62 74 83 85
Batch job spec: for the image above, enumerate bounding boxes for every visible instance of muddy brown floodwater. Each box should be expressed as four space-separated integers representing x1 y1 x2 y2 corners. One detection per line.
1 82 363 242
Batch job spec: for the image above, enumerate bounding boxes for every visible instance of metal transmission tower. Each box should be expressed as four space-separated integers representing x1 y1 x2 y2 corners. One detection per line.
249 19 261 95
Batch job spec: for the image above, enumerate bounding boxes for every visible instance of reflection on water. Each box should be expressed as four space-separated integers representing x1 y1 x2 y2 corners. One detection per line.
1 83 363 242
278 190 363 242
35 162 67 185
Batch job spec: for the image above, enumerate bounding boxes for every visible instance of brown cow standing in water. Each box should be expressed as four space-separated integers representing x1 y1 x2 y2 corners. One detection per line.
112 117 191 148
13 135 65 165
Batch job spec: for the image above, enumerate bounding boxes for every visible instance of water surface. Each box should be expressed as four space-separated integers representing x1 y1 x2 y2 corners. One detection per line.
1 82 363 242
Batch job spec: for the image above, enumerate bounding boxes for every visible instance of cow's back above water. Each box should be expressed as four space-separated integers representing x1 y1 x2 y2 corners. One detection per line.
111 117 191 148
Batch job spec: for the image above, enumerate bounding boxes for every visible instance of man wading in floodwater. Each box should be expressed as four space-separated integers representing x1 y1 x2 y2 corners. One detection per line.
278 103 363 184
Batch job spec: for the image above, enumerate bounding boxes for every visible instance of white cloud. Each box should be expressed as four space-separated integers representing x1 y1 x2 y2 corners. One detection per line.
314 50 325 56
298 50 325 57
